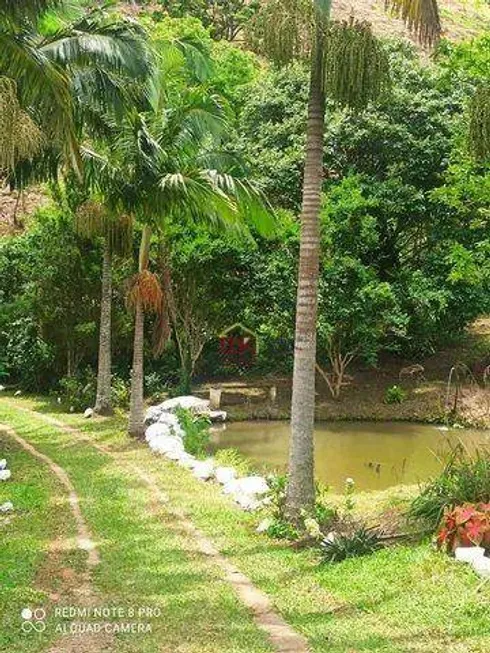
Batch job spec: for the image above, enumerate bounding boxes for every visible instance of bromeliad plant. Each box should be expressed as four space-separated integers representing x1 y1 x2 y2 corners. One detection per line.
436 503 490 553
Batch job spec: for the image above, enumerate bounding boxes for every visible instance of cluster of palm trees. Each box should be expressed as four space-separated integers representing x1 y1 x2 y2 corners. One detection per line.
2 0 488 521
1 0 272 439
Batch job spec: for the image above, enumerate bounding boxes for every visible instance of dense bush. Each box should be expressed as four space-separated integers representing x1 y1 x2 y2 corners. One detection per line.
176 408 211 457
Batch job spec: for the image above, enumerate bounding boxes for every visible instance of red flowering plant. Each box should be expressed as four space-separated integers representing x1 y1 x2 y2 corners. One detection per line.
436 503 490 553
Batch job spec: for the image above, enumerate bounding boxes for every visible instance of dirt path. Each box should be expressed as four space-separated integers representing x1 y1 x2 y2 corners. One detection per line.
16 408 310 653
0 423 115 653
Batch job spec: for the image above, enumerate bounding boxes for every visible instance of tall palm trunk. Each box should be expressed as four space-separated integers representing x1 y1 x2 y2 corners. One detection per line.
94 239 113 415
285 35 325 522
128 224 152 438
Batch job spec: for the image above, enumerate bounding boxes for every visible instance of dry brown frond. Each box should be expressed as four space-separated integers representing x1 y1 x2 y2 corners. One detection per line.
126 270 163 314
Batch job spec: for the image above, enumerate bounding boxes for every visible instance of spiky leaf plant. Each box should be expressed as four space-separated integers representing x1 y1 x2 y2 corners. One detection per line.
468 85 490 163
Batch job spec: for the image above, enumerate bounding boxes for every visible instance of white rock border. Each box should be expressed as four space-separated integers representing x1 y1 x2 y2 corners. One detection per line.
143 400 268 512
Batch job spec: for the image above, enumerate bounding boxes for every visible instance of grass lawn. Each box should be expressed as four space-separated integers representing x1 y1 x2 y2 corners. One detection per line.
1 394 490 652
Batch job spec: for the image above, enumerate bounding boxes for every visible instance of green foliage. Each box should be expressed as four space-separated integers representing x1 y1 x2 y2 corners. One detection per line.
0 206 133 389
58 367 96 411
176 408 211 457
384 385 407 404
321 525 382 563
4 317 54 391
156 0 258 41
409 447 490 530
111 375 130 409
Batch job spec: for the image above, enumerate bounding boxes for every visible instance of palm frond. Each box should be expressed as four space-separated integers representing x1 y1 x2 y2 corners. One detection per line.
0 0 61 23
385 0 441 46
40 16 150 79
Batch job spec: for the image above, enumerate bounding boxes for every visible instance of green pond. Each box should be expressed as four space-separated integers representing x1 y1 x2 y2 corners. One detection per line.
211 421 490 492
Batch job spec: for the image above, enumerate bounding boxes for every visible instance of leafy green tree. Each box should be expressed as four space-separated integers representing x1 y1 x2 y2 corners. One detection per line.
157 0 258 41
0 207 102 387
248 0 439 521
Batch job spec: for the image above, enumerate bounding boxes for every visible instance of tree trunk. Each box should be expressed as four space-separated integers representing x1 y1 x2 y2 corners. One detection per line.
285 36 325 522
128 298 145 437
128 224 152 438
94 240 113 415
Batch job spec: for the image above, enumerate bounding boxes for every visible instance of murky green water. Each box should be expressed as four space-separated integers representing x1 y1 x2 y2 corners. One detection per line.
211 421 490 491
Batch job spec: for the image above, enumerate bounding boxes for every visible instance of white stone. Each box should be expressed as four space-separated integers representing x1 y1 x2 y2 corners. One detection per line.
0 501 13 512
235 494 260 511
192 460 214 481
0 469 11 481
455 547 485 563
222 479 239 495
0 459 6 470
0 385 5 391
176 452 196 468
144 405 163 426
215 466 237 485
471 556 490 578
232 476 269 497
83 407 93 419
157 412 185 437
209 410 227 422
14 390 21 396
158 395 210 414
150 436 184 456
256 518 273 533
145 422 173 441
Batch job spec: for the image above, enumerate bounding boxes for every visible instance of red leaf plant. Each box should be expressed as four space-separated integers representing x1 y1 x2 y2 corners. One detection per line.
437 503 490 553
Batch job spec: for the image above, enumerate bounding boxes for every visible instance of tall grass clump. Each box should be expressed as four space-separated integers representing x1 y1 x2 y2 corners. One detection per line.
409 445 490 529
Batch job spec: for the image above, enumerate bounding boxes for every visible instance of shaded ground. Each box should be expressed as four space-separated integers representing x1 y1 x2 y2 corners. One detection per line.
2 396 490 653
198 319 490 428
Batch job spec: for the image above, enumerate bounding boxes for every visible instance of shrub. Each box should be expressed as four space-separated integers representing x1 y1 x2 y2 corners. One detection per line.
409 447 490 529
176 408 211 457
58 368 96 412
264 475 336 541
384 384 407 404
111 375 130 409
321 524 382 563
144 371 166 399
437 503 490 553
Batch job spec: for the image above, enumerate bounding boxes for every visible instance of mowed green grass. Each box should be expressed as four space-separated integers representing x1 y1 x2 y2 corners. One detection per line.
0 399 272 653
2 395 490 652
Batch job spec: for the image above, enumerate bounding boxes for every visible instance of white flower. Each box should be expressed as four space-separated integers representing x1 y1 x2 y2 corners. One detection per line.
345 477 355 487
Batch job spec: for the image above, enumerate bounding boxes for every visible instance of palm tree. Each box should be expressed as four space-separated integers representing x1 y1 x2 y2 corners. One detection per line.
249 0 441 521
88 69 272 437
74 200 133 415
0 0 149 176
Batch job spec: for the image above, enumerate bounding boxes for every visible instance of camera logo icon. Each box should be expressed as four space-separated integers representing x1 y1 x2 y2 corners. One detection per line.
21 607 46 633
